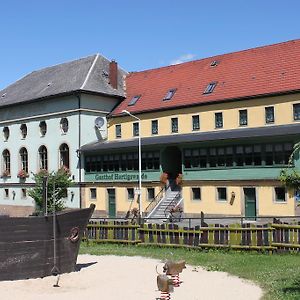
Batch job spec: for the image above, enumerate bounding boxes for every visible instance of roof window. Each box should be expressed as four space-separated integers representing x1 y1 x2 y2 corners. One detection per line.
203 82 217 94
163 88 177 101
210 60 219 67
128 95 141 106
1 93 6 98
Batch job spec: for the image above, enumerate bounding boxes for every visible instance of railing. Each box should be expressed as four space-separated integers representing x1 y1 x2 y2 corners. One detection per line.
84 218 300 252
144 184 168 217
163 191 182 218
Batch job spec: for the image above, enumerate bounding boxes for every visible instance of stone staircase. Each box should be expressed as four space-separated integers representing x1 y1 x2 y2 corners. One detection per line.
146 181 182 222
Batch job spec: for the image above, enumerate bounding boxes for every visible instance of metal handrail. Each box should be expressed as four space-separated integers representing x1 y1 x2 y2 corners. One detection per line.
144 184 168 216
164 191 182 218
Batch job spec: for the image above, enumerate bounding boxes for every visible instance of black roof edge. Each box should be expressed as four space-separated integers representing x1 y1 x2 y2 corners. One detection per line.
0 89 125 110
80 123 300 154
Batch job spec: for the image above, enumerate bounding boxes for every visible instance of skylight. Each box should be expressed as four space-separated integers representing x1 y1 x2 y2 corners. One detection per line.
163 88 177 101
210 60 219 67
203 82 217 94
128 95 141 106
1 93 6 98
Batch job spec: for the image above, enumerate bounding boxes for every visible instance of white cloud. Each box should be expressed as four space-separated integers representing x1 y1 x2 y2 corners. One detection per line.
170 53 196 65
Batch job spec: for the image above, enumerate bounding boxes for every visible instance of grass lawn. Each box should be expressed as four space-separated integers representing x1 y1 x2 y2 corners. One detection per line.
80 243 300 300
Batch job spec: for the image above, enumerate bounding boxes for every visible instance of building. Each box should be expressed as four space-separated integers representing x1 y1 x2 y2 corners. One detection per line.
81 39 300 219
0 54 126 216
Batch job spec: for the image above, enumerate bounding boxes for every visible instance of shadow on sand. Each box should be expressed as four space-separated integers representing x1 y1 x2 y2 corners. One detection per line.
75 262 97 271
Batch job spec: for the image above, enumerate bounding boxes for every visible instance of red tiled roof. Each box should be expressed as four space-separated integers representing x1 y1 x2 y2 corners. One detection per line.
111 39 300 116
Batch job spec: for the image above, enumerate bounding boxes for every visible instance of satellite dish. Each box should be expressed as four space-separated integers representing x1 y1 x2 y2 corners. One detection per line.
95 117 105 129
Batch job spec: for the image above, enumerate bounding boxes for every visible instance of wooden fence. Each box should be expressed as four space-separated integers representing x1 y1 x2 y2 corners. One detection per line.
85 220 300 252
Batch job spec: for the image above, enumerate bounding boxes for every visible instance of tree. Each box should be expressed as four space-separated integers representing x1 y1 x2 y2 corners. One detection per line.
280 142 300 190
29 168 73 214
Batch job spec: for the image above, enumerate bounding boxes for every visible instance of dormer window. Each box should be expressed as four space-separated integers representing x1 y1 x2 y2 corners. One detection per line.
163 88 177 101
128 95 141 106
210 60 219 67
203 82 217 94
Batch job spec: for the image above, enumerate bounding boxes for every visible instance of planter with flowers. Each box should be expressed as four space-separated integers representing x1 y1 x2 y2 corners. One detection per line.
17 169 28 179
160 172 169 185
175 173 183 186
169 204 183 223
2 169 10 177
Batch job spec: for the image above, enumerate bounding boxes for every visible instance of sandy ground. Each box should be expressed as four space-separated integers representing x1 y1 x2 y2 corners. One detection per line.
0 254 263 300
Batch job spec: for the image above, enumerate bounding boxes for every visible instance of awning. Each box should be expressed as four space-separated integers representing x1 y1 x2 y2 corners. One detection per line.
80 123 300 153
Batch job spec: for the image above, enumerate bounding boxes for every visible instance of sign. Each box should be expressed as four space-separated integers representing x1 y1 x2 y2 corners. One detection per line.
93 172 148 182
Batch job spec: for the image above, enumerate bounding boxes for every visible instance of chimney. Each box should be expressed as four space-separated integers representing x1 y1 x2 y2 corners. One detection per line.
109 60 118 89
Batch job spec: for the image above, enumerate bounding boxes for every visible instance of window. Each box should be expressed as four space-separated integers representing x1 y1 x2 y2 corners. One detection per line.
163 88 176 101
239 110 248 126
293 104 300 121
183 142 293 170
3 127 9 141
133 122 139 137
2 149 10 176
275 187 286 202
265 106 275 124
152 120 158 135
147 188 155 200
210 60 219 67
38 145 48 170
19 147 28 173
90 188 97 200
217 187 227 201
21 188 27 198
127 188 134 200
85 151 160 173
192 188 201 200
60 118 69 133
192 115 200 131
215 112 223 128
203 82 217 94
20 124 27 139
4 189 9 198
128 95 141 106
59 143 69 169
115 124 121 138
39 121 47 136
171 117 178 133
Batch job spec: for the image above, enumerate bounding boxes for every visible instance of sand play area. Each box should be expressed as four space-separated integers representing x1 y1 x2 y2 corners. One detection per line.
0 254 263 299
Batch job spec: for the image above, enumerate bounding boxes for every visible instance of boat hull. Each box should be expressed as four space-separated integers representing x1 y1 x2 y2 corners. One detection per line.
0 204 95 281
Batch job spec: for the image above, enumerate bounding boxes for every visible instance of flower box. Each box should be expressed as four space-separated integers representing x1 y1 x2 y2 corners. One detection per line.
2 170 10 177
17 169 28 179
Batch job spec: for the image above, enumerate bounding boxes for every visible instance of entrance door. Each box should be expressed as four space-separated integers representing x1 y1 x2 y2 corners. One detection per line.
161 146 182 179
107 189 116 217
244 188 256 219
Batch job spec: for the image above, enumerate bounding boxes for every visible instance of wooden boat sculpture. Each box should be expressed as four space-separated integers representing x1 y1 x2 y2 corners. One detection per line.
0 204 95 281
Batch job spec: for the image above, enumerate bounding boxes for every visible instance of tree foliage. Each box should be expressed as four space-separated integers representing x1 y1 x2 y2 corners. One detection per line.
280 142 300 190
28 168 73 214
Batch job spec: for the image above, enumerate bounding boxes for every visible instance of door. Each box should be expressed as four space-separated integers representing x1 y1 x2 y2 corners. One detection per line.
107 189 116 217
244 188 256 219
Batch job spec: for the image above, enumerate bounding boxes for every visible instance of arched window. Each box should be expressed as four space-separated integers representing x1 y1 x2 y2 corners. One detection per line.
39 121 47 136
19 147 28 173
60 118 69 133
59 143 69 169
38 145 48 170
2 149 10 176
20 124 27 139
3 127 9 141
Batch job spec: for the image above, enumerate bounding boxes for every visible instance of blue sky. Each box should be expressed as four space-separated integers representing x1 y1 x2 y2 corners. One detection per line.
1 0 300 90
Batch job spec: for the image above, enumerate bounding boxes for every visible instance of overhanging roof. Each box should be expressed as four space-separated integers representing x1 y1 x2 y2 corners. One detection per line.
80 123 300 153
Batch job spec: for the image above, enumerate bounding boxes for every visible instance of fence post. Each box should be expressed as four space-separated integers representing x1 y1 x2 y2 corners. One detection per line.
200 211 205 226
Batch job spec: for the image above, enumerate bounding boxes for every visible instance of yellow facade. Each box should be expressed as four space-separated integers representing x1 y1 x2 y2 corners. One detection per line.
108 94 300 141
82 92 300 218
